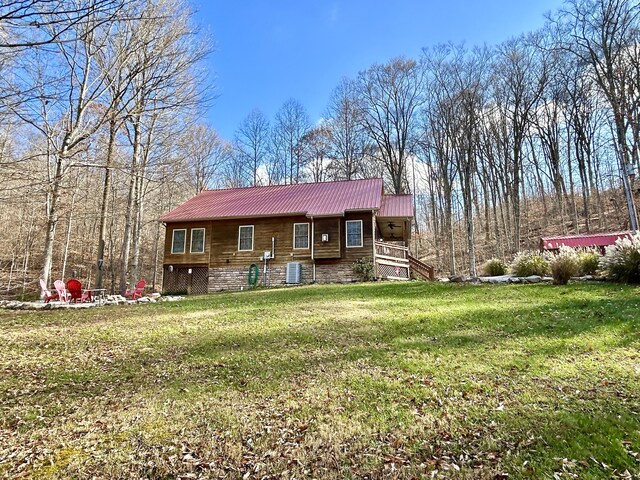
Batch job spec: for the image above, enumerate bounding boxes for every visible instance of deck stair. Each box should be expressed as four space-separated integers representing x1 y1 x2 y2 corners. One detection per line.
408 254 435 281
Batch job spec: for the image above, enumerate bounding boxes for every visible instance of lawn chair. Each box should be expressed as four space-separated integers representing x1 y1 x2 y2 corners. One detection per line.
124 279 146 300
66 278 93 303
40 279 58 303
66 278 82 303
54 279 70 303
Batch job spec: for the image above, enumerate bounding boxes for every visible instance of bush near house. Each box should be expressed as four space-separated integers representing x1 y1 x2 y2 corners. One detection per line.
510 251 551 277
576 248 601 276
549 246 579 285
600 232 640 283
352 256 375 281
481 258 508 276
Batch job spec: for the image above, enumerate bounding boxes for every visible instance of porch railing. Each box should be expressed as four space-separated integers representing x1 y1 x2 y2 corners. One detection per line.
408 254 435 281
374 241 410 280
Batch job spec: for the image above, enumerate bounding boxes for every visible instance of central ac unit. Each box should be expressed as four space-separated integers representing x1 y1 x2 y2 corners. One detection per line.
286 262 301 284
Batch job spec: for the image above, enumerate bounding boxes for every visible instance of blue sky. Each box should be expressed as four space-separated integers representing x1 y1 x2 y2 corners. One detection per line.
191 1 565 140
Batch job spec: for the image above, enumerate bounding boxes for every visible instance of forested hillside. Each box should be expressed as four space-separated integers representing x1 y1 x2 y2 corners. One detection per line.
1 0 638 297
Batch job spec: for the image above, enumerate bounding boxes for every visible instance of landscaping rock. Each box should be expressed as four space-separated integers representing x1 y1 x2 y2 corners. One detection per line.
0 300 99 311
158 295 185 302
487 275 513 284
524 275 542 284
449 275 464 283
572 275 603 281
104 294 127 303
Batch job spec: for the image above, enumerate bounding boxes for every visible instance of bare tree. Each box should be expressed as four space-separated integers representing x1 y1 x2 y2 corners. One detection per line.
299 123 333 182
324 78 369 180
0 0 127 113
0 0 125 48
0 0 214 297
270 98 310 185
554 0 640 230
492 35 549 251
421 44 489 276
180 124 229 193
93 0 150 290
357 57 426 194
118 0 210 293
233 108 270 186
222 150 248 188
9 4 134 288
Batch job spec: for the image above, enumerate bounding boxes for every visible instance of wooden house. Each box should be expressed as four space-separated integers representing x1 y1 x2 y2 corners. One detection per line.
160 178 431 293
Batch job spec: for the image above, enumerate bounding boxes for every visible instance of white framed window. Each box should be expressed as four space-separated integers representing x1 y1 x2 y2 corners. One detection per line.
293 223 309 249
190 228 205 254
171 229 186 254
346 220 363 248
238 225 254 251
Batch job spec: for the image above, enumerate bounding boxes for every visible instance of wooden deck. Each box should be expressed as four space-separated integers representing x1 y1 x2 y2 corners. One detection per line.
374 241 435 281
374 241 410 280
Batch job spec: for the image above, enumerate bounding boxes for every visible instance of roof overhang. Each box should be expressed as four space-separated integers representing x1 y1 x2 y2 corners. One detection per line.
162 212 310 223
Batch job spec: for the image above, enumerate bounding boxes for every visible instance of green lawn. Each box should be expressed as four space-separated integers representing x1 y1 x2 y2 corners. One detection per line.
1 282 639 479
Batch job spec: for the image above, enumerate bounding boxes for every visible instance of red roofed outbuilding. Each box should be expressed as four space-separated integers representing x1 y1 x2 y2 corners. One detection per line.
160 178 420 293
540 231 632 255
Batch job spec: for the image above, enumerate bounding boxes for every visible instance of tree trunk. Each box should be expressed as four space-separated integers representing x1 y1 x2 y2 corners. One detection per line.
119 120 141 294
130 171 144 286
41 154 64 287
96 118 117 289
444 186 456 276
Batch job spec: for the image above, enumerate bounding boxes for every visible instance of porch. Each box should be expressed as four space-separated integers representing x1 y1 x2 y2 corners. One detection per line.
374 241 435 281
374 241 410 280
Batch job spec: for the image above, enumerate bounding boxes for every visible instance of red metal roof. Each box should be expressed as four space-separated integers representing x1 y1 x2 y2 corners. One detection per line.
541 231 632 250
378 194 413 217
161 178 389 222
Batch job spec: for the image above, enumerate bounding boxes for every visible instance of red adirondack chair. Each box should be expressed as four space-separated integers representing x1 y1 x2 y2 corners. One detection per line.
54 280 70 303
66 278 82 303
66 278 92 303
40 279 58 303
124 279 146 300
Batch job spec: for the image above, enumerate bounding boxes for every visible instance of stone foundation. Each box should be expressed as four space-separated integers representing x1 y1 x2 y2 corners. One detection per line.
207 260 357 291
314 261 358 283
208 261 314 291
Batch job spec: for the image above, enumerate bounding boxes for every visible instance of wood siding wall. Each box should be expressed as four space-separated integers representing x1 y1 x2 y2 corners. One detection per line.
313 218 341 258
341 212 374 262
208 215 312 269
163 212 375 291
163 221 211 266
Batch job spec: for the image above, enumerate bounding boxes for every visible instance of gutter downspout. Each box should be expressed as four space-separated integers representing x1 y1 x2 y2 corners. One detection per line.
372 210 377 279
311 217 316 282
